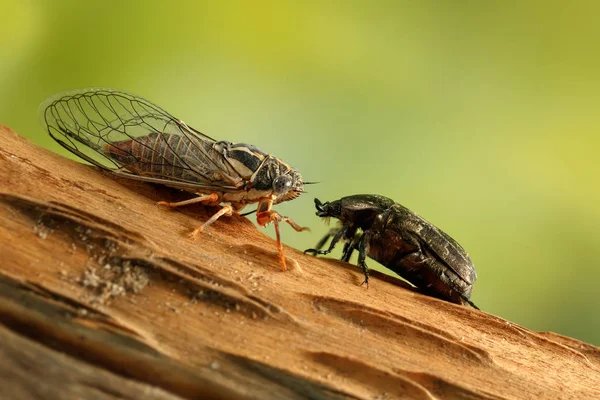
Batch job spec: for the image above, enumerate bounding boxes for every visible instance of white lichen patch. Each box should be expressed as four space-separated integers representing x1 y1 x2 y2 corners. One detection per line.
80 260 149 305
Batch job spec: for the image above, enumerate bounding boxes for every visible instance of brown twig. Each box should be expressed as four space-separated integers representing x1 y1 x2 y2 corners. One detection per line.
0 124 599 400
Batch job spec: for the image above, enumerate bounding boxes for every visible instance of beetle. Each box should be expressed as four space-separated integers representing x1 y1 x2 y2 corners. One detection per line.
304 195 478 308
39 88 309 269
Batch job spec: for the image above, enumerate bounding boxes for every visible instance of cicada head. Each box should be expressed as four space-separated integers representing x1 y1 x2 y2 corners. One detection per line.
251 156 305 204
272 168 304 203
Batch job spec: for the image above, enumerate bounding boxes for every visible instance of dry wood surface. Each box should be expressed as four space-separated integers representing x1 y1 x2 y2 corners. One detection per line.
0 124 599 400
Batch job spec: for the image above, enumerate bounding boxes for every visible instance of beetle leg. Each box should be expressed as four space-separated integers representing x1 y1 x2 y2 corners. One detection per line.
156 193 219 208
357 233 370 288
188 205 233 238
314 228 341 251
341 229 361 262
341 240 356 262
304 227 346 256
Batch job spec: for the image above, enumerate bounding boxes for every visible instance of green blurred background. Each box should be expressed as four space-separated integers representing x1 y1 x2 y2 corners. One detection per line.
1 1 599 345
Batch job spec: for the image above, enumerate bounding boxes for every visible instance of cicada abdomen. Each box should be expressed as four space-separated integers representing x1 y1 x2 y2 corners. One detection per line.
103 132 242 188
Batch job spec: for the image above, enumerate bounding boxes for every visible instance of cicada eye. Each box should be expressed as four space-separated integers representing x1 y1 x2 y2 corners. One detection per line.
272 175 293 194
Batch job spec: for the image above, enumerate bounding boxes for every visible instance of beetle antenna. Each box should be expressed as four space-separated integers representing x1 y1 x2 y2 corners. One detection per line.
304 181 321 185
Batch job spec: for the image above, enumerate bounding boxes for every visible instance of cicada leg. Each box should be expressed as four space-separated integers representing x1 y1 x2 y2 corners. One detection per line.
188 205 234 238
156 193 234 237
257 204 309 271
155 193 219 208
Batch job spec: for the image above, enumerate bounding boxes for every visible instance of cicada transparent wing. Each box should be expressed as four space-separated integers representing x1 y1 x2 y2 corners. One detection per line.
39 88 243 192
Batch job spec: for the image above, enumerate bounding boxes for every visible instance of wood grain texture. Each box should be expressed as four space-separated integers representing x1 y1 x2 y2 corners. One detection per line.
0 124 599 400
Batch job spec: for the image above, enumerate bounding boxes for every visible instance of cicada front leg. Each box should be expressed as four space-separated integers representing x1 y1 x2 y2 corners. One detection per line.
256 199 309 271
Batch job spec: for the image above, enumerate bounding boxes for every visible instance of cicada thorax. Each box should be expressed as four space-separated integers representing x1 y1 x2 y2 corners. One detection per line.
220 142 303 202
220 142 268 180
103 132 243 187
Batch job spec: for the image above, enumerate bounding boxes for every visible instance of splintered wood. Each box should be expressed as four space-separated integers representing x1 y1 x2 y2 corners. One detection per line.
0 124 599 400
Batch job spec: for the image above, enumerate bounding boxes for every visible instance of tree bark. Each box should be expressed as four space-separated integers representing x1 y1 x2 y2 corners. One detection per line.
0 124 598 400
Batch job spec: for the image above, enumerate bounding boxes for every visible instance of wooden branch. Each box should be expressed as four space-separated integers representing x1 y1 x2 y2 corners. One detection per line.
0 124 599 400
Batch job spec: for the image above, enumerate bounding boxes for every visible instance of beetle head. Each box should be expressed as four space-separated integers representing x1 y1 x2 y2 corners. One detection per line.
314 197 341 218
315 195 394 230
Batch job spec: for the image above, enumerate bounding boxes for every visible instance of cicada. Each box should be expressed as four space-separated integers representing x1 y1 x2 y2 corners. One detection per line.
39 88 309 269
